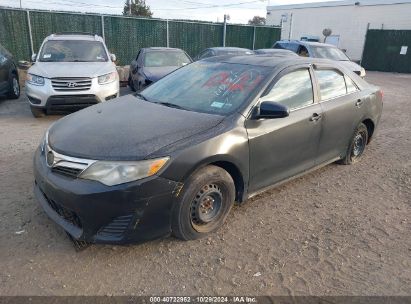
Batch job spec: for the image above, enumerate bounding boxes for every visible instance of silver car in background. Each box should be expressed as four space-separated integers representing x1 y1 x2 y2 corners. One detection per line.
26 33 119 117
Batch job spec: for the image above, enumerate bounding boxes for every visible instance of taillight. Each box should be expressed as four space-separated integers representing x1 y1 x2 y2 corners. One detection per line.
380 90 384 99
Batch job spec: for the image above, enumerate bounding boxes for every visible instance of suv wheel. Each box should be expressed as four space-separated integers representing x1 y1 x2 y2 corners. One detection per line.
30 106 46 118
171 165 235 240
8 74 20 99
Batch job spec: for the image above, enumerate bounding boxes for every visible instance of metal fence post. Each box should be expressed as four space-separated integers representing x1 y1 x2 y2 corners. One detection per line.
252 26 256 50
166 19 169 47
26 10 34 55
101 15 105 40
223 16 227 47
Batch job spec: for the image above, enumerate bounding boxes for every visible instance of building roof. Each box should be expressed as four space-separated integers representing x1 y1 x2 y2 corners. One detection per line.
267 0 411 11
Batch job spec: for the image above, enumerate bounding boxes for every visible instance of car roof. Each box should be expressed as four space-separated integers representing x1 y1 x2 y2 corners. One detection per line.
142 47 185 52
208 47 252 52
204 54 342 68
46 32 104 42
276 40 337 48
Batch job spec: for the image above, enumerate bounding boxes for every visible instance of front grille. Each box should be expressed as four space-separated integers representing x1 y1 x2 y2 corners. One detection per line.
41 189 82 228
46 95 98 113
52 166 83 178
96 215 134 240
51 77 92 91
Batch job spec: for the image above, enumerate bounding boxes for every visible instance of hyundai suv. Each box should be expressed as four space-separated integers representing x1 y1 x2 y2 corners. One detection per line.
26 33 119 117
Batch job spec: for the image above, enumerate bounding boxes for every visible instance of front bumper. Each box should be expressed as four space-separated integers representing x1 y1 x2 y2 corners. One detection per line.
26 77 119 112
33 148 178 244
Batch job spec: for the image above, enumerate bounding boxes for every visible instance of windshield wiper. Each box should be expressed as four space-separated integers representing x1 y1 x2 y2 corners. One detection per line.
135 93 148 101
155 102 188 111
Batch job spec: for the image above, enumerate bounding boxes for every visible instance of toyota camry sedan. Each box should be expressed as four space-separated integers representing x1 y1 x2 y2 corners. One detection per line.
33 55 383 245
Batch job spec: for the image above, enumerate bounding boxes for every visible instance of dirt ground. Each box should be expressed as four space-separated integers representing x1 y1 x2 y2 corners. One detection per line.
0 72 410 296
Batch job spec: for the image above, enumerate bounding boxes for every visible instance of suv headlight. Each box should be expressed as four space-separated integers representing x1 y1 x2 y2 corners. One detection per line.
360 68 366 78
79 157 169 186
27 74 45 86
98 72 117 85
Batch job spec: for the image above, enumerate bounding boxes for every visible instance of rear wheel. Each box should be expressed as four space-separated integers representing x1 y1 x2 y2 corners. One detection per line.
8 74 20 99
30 106 46 118
171 165 235 240
340 123 368 165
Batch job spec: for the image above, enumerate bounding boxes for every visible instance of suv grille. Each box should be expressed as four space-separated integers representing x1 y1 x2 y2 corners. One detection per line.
51 77 92 91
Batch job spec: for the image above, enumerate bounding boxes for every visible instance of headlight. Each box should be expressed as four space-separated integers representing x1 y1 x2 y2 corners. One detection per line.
27 74 45 86
360 68 366 78
98 72 118 85
79 157 169 186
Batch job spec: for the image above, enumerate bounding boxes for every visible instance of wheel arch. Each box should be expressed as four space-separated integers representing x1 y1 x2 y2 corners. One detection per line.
362 118 375 143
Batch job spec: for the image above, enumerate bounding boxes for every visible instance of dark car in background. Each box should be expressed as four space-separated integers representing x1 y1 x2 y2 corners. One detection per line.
273 40 366 77
0 43 20 99
129 47 192 91
254 49 298 57
195 47 254 60
34 55 382 245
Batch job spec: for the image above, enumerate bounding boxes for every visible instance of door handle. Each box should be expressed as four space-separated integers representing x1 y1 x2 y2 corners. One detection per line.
310 113 322 122
356 99 364 107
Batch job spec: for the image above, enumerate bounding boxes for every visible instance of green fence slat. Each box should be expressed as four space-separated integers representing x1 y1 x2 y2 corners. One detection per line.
254 26 281 49
225 24 254 49
104 17 167 65
168 21 223 58
0 9 31 61
362 29 411 73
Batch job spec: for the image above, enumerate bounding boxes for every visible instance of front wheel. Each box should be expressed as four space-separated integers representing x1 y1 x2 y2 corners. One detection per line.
128 75 136 92
340 123 368 165
8 74 20 99
171 165 235 240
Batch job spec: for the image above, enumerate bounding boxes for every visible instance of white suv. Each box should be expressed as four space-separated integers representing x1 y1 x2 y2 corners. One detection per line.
26 33 119 117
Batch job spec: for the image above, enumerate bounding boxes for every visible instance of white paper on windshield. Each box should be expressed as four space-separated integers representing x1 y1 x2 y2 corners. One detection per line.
43 54 51 58
211 102 225 108
400 46 408 55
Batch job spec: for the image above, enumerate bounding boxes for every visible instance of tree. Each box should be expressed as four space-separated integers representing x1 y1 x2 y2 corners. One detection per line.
123 0 153 17
248 16 266 26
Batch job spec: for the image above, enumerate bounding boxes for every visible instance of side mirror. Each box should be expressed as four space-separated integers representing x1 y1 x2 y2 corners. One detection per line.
256 101 289 119
31 53 37 62
110 53 117 62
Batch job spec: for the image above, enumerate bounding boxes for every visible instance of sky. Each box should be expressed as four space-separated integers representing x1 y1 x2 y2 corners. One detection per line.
0 0 329 24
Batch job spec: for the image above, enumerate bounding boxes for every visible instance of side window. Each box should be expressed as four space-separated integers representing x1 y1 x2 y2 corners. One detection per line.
261 69 314 110
315 69 347 100
345 75 359 93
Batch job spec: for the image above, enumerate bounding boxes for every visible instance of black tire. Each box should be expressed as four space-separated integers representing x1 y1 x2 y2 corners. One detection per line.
171 165 235 240
128 75 136 92
340 123 368 165
8 73 20 99
30 106 46 118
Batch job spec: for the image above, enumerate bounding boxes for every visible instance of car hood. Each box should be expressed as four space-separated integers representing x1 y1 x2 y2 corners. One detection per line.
48 96 224 160
339 60 362 72
142 66 180 82
28 61 116 79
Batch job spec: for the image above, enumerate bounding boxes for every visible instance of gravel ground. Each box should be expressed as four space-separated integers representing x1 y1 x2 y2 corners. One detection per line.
0 72 410 296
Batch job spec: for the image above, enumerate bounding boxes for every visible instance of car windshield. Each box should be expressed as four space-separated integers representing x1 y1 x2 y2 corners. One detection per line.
39 40 108 62
310 45 350 61
144 51 191 67
140 61 271 115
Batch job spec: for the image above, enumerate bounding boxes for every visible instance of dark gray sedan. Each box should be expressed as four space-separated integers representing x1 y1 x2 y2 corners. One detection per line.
34 55 382 245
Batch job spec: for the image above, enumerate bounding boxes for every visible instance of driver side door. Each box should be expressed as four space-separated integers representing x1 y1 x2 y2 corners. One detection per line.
246 65 323 193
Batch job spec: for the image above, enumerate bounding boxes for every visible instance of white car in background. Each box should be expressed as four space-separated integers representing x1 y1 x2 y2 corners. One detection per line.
26 33 119 117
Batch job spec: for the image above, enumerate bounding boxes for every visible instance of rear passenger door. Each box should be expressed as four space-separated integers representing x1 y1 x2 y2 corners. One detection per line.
314 66 365 164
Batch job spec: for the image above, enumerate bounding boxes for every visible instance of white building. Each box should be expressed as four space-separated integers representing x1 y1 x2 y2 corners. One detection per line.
266 0 411 61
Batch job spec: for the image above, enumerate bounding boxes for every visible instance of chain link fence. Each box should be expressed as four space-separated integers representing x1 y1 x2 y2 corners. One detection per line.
0 7 281 65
